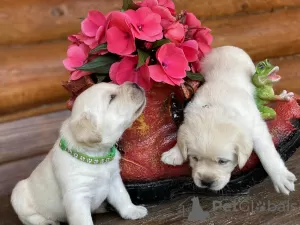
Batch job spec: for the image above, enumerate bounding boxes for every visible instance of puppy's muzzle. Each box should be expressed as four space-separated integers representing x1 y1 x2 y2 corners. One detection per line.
201 179 214 188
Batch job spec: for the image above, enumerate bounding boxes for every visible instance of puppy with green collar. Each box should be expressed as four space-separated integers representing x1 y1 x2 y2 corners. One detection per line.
11 82 147 225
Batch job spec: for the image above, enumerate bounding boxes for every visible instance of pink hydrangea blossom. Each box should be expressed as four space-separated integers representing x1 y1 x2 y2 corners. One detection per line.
109 56 152 90
106 11 136 55
63 44 91 80
126 7 163 42
148 43 189 86
164 22 185 44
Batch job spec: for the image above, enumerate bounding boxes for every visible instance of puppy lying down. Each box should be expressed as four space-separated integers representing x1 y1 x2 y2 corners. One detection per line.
11 82 147 225
162 46 296 194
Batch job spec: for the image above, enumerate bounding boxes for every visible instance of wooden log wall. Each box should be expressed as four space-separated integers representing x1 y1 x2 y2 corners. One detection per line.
1 0 300 197
1 0 300 122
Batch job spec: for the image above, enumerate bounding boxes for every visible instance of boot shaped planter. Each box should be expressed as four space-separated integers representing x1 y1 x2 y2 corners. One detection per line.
63 77 300 204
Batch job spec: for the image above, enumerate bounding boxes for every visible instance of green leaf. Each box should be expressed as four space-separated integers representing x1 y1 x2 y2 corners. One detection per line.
89 43 107 54
76 55 118 74
186 71 205 82
152 39 171 48
122 0 139 10
136 49 150 69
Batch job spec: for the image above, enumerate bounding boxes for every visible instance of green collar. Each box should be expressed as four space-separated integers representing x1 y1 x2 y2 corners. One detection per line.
59 138 116 164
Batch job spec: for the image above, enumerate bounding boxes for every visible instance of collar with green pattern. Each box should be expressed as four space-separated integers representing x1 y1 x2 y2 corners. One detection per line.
59 138 116 164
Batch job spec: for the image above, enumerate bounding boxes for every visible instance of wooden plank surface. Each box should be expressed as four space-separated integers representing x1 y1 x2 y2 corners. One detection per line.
0 0 121 45
1 0 300 45
208 7 300 61
0 111 69 166
1 149 299 225
0 41 69 116
175 0 300 19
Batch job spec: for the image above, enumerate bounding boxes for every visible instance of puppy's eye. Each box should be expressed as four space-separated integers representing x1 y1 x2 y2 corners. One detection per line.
109 94 116 103
191 156 198 162
218 159 229 165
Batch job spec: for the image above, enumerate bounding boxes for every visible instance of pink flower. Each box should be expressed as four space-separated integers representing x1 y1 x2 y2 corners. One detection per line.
106 11 136 56
126 7 163 42
138 0 175 28
157 0 175 15
148 43 189 86
63 44 91 80
180 40 199 62
81 10 106 47
109 56 152 90
164 22 185 44
184 12 202 37
193 28 213 57
185 12 201 28
68 32 97 49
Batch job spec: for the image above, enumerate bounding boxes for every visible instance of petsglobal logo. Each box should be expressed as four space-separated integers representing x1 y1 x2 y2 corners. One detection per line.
212 199 297 212
179 197 298 222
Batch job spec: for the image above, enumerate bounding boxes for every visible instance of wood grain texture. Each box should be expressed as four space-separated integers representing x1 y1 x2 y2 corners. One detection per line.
208 7 300 61
1 0 300 45
0 41 69 116
1 149 299 224
0 0 121 45
272 55 300 95
0 110 70 165
0 102 67 123
175 0 300 19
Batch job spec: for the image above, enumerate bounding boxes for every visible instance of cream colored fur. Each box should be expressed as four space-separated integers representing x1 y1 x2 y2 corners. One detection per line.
11 82 148 225
162 46 296 194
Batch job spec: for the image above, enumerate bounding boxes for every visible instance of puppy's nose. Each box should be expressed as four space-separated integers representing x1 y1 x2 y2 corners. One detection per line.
201 180 213 188
132 83 141 89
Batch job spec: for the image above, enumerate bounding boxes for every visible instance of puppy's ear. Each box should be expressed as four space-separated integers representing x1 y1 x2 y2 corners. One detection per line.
70 112 102 145
235 131 253 169
177 126 188 160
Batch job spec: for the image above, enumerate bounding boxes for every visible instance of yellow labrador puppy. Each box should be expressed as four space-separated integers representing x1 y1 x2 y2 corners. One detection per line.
162 46 296 194
11 82 147 225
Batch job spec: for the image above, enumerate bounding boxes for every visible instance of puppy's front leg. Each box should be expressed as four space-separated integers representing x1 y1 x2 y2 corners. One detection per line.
63 192 94 225
252 120 296 195
161 144 185 166
108 174 147 220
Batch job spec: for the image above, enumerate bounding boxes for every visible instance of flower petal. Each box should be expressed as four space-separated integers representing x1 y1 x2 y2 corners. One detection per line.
109 61 121 83
88 10 106 27
148 64 176 85
81 18 98 37
181 40 199 62
70 70 90 80
106 27 135 55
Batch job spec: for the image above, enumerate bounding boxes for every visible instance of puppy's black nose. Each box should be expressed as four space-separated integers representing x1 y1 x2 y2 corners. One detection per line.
132 83 141 89
201 180 213 188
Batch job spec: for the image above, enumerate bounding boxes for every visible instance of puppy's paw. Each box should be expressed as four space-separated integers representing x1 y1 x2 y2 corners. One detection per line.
279 90 294 101
121 205 147 220
161 146 184 166
271 167 296 195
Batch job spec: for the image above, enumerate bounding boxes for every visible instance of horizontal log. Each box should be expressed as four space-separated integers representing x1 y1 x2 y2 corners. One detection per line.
271 55 300 94
0 42 300 123
175 0 300 19
0 111 70 165
0 41 69 116
0 0 121 45
0 102 66 123
208 7 300 61
1 0 300 45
